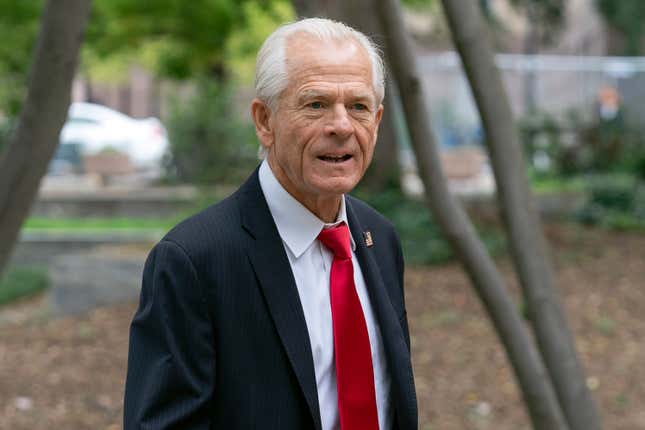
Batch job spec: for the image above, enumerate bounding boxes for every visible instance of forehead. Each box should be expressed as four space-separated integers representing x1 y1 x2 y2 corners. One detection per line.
284 34 374 91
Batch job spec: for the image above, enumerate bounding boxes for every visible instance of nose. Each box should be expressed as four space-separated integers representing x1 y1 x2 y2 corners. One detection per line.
324 104 353 139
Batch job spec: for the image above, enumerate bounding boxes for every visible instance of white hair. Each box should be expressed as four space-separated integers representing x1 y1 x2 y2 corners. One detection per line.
254 17 386 112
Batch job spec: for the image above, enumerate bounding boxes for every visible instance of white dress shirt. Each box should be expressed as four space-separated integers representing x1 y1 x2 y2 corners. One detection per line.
259 160 392 430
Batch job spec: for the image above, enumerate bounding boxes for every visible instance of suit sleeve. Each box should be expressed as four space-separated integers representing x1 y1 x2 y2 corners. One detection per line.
393 230 412 351
124 239 215 429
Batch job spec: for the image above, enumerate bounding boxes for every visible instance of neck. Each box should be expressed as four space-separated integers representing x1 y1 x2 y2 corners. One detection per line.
306 195 342 223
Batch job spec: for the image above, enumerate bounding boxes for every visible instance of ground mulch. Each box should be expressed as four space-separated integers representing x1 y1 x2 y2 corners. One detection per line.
1 223 644 429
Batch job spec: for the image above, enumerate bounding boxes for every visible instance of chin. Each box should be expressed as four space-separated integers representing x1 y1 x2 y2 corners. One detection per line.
314 177 360 196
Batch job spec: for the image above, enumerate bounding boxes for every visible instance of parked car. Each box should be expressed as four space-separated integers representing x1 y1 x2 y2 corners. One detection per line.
50 102 169 177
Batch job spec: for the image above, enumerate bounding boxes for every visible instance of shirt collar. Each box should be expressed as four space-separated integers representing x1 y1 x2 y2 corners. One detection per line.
258 160 356 258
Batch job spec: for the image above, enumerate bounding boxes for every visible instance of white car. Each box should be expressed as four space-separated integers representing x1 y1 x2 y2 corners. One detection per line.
54 102 169 175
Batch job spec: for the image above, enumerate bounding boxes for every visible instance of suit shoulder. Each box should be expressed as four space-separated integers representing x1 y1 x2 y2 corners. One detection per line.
161 191 242 258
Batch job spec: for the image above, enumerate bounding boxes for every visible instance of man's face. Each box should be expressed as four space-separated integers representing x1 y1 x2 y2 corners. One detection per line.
254 35 383 213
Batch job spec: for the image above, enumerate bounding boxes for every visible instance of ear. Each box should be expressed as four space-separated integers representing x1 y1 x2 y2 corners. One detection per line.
373 103 384 140
251 98 274 150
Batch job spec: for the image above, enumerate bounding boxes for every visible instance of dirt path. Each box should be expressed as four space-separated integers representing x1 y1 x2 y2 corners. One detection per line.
1 223 644 429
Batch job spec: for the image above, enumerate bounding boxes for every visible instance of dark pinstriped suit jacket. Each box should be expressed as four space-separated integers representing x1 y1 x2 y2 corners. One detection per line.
123 167 418 429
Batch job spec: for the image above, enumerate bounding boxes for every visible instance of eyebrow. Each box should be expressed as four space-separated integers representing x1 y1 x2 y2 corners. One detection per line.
297 89 376 105
350 92 376 103
297 89 329 102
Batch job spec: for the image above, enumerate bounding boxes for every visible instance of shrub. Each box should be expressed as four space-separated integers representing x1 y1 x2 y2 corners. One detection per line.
574 174 645 230
519 108 645 178
587 175 635 212
518 110 581 177
353 188 505 265
0 266 48 306
165 80 258 185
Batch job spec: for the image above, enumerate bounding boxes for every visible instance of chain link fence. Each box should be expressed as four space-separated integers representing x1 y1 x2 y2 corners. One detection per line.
417 51 645 147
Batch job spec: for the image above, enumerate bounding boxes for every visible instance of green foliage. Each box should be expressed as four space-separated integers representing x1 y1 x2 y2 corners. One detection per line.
614 393 629 409
519 109 645 179
87 0 244 79
0 266 48 306
595 315 616 336
530 175 585 194
165 80 258 184
588 175 634 212
595 0 645 55
224 0 294 84
0 0 43 115
520 109 611 178
0 0 295 114
508 0 566 45
23 216 175 232
401 0 435 8
85 0 294 81
574 174 645 231
353 188 506 265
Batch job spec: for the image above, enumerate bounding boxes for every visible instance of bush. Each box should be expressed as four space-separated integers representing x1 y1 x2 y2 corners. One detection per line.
354 188 505 265
574 174 645 230
519 108 645 178
0 266 48 306
587 175 635 212
165 80 258 185
518 109 584 177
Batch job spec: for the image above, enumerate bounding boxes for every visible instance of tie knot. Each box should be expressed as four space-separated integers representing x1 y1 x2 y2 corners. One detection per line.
317 222 352 259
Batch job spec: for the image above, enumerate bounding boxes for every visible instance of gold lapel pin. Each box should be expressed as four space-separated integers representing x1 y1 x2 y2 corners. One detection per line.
363 231 374 247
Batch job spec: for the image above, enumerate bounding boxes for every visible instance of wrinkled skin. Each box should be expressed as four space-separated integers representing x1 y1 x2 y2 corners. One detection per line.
251 34 383 222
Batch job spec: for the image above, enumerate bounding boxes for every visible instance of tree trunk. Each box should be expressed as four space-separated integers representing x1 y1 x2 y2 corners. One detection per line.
523 2 539 114
291 0 322 17
362 76 400 190
291 0 401 191
0 0 92 277
440 1 601 429
374 0 569 429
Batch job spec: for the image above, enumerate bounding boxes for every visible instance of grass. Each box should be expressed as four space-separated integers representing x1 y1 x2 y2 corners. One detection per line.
0 266 49 306
531 175 587 194
23 217 177 233
22 187 227 235
529 172 645 233
24 189 507 266
589 210 645 232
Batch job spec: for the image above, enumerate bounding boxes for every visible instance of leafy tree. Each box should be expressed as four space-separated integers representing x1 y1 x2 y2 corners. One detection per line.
505 0 566 112
0 0 294 114
85 0 294 80
375 0 600 428
375 0 568 427
86 0 239 79
508 0 566 46
0 0 43 116
595 0 645 55
0 0 91 277
224 1 294 84
440 0 600 428
165 80 257 184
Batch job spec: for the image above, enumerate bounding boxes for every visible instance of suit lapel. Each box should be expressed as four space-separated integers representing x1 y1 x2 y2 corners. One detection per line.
239 170 322 430
346 199 418 430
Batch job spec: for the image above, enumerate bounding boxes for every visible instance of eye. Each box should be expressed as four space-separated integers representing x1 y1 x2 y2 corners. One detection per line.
309 101 323 109
351 103 368 111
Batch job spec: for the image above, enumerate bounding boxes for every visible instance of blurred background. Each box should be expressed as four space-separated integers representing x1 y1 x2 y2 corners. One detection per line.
1 0 645 429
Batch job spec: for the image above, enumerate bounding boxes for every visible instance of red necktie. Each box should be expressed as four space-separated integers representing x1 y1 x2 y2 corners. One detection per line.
317 223 379 430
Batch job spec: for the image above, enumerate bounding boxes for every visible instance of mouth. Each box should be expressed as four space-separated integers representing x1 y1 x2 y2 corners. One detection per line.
318 154 352 163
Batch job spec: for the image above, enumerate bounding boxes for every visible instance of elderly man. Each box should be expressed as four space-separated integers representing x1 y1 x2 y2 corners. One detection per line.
124 18 417 430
